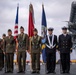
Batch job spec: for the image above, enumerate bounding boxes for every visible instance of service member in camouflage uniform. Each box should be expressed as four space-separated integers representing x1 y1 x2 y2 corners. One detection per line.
17 26 29 73
2 34 6 69
4 29 16 73
0 38 4 70
30 28 42 74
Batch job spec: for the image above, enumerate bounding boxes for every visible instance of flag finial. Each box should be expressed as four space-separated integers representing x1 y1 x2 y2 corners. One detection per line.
17 3 19 7
30 2 32 5
42 3 44 8
29 3 33 13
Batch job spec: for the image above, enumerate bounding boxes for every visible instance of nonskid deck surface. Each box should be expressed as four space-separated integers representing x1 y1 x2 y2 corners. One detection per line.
0 64 76 75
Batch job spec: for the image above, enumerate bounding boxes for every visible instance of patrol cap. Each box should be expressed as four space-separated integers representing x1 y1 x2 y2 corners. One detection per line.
8 29 12 32
20 26 24 30
2 34 6 36
33 28 38 32
48 27 54 31
62 26 68 30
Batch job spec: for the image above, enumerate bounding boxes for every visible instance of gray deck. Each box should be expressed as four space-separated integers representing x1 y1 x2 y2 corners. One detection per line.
0 64 76 75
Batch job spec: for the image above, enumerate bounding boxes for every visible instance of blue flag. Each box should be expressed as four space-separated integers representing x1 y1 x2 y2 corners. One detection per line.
41 4 47 63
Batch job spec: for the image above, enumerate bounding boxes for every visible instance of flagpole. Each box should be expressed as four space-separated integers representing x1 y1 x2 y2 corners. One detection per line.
29 37 32 71
14 3 19 69
16 4 18 68
42 3 46 73
41 3 47 73
29 3 32 71
28 3 35 71
42 3 44 8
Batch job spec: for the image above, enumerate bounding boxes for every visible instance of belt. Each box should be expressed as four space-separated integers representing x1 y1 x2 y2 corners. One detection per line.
46 44 56 49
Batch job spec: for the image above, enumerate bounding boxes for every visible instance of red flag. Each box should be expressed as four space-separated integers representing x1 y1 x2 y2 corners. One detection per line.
28 4 34 37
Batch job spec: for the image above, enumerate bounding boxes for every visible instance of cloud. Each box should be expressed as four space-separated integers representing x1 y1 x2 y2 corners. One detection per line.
0 0 75 38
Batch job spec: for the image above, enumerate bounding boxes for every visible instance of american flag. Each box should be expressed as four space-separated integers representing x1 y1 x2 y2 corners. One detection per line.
14 4 19 39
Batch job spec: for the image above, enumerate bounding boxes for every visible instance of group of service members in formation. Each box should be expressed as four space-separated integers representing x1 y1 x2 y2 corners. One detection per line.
0 26 72 74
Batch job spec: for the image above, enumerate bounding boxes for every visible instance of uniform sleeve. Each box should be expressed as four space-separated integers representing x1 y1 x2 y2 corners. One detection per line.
70 35 73 52
16 34 19 51
13 37 16 52
45 36 48 44
55 36 58 49
40 37 42 52
0 39 3 50
26 34 29 50
58 35 61 51
3 38 6 52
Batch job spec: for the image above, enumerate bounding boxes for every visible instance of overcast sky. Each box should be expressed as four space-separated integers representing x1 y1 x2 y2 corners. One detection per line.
0 0 75 38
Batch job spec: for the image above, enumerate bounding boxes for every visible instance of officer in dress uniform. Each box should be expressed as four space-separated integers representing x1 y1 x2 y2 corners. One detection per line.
30 28 42 74
58 26 72 74
17 26 29 73
4 29 16 73
45 27 57 74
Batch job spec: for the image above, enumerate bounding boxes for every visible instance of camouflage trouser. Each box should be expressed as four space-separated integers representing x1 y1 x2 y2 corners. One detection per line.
0 53 4 69
6 53 14 71
18 52 26 71
31 53 40 71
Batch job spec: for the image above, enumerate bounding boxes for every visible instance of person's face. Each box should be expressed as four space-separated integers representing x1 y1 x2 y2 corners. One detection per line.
8 31 12 36
62 29 67 34
20 28 24 33
2 36 6 39
33 31 38 35
48 30 53 35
